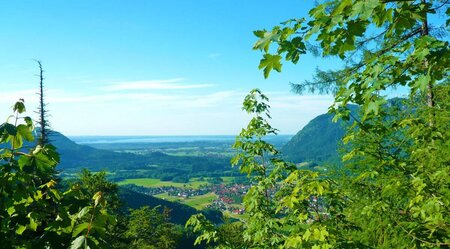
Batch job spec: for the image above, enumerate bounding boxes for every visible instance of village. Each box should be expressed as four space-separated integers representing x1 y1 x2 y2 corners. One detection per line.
122 182 249 215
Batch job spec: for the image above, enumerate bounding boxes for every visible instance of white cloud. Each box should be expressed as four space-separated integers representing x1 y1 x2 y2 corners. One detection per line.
0 83 334 135
0 87 331 113
101 78 214 91
0 87 240 111
0 89 37 104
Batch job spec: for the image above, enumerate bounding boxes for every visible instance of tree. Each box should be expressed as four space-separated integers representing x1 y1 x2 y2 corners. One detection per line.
253 0 448 116
35 60 51 146
188 90 345 248
186 214 248 249
126 206 182 249
251 0 449 248
74 169 122 211
0 100 115 248
69 169 131 248
189 1 449 248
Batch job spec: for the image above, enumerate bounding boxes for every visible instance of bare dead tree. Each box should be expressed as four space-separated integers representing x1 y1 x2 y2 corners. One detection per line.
35 60 51 146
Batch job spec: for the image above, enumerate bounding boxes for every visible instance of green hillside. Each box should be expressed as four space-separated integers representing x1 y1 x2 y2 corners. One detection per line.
282 105 358 164
119 187 223 225
36 131 232 179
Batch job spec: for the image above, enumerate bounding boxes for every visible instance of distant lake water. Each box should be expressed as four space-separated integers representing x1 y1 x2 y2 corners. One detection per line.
69 135 292 145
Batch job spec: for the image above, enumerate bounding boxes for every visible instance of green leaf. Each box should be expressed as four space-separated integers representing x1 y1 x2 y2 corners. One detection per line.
0 123 17 136
366 101 379 116
72 223 89 237
281 37 305 63
258 54 282 78
77 207 90 219
285 236 303 247
24 116 33 128
70 235 86 249
93 191 103 207
28 212 38 231
17 124 34 142
414 74 430 92
18 145 60 172
253 30 280 52
347 20 367 37
7 206 15 216
18 155 31 171
11 134 23 149
13 101 26 114
305 24 320 40
351 0 379 20
318 228 328 241
16 225 27 235
50 188 61 200
303 229 311 241
42 144 61 164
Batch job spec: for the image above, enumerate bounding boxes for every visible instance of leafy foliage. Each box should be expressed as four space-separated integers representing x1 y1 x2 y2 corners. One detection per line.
188 90 345 249
0 101 199 248
186 215 247 249
251 0 450 247
338 92 450 248
253 0 449 113
190 1 449 247
0 100 115 248
126 206 182 249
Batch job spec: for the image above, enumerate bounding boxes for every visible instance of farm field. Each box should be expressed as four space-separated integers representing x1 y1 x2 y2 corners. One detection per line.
221 176 237 184
154 192 217 210
224 211 249 221
117 178 209 189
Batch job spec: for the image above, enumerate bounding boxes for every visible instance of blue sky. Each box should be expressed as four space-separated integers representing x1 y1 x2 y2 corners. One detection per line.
0 0 337 135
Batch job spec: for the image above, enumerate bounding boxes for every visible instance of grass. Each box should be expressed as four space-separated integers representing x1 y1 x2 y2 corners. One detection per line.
224 211 249 221
117 178 209 189
184 193 217 210
221 176 236 184
153 192 180 202
154 192 217 210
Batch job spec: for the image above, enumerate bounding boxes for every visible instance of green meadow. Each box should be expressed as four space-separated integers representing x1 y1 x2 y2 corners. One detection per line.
154 192 217 210
117 178 209 189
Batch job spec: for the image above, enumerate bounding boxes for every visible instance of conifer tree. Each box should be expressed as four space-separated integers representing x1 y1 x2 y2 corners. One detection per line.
35 60 51 146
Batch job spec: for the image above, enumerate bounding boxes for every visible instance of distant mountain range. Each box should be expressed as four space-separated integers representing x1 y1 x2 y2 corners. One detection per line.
39 106 354 171
36 131 231 178
29 104 359 172
48 130 146 170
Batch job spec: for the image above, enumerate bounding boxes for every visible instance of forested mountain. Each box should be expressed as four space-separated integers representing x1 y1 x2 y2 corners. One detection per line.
46 109 355 172
35 131 231 177
281 105 358 164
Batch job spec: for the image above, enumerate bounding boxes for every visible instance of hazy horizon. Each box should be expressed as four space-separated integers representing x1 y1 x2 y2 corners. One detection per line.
68 134 293 144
